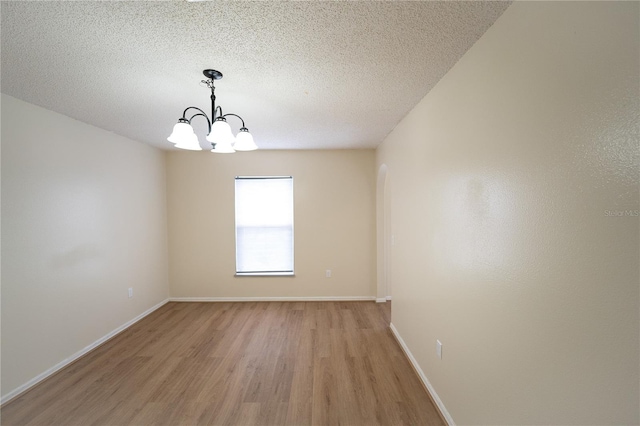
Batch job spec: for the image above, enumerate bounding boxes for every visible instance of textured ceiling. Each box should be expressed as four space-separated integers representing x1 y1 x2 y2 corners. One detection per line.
1 1 510 150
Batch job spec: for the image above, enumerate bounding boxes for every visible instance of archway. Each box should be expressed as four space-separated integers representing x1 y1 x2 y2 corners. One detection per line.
376 164 391 302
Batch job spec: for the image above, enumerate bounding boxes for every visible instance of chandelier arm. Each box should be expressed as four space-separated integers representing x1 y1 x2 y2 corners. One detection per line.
221 113 246 128
182 106 208 120
214 106 223 120
186 112 212 133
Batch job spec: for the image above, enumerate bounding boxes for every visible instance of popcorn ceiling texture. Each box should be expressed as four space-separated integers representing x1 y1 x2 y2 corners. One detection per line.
1 1 510 150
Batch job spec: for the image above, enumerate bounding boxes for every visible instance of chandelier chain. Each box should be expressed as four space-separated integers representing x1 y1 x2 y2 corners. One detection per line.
201 79 216 90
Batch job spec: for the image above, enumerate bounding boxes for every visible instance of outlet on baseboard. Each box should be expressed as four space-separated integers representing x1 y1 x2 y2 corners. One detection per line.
128 288 133 298
436 340 442 359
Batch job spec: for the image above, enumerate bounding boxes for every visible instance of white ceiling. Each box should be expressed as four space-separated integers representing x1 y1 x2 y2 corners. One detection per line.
1 1 510 151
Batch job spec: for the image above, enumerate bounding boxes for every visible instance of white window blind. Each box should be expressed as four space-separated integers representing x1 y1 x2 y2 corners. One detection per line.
235 176 294 275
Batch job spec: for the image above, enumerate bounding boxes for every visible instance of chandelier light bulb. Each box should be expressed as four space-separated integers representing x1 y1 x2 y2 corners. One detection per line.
167 121 195 144
174 133 202 151
233 128 258 151
207 118 234 145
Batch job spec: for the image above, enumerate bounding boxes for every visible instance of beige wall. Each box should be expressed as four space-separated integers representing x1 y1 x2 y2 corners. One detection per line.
167 149 376 298
377 2 639 424
1 94 169 398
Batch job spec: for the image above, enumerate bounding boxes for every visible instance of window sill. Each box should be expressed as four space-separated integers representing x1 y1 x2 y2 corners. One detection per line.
235 272 295 277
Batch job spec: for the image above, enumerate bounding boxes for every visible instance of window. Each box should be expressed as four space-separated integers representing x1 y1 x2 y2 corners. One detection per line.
235 176 294 275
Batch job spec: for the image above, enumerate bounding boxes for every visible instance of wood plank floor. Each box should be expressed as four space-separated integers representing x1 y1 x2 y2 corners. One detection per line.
1 301 444 425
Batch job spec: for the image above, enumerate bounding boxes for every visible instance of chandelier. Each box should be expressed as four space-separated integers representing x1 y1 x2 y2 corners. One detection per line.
167 69 257 153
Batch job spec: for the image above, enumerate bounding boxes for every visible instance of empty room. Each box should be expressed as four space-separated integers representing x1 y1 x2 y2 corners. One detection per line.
1 1 638 425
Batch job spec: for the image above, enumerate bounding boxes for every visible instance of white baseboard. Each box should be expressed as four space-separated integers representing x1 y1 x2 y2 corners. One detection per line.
375 298 387 303
169 296 376 302
389 323 455 426
1 298 170 405
386 296 392 300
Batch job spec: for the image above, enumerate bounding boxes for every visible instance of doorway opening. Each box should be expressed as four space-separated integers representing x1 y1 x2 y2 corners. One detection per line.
376 164 391 310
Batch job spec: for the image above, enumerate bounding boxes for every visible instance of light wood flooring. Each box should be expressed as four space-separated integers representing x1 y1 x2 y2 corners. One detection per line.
1 301 444 425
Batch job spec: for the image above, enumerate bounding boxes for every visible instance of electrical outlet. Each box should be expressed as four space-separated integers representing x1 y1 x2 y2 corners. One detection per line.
436 340 442 359
128 288 133 298
326 269 332 278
